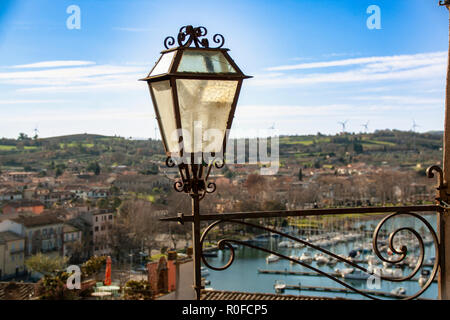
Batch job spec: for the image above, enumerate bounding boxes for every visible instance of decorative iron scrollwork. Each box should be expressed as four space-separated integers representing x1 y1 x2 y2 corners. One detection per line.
427 165 445 190
427 165 450 205
164 25 225 49
200 211 439 300
166 156 224 199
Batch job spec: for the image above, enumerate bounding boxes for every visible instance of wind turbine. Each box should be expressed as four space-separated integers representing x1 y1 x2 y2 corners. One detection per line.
338 120 348 133
411 119 420 152
33 124 39 140
269 122 275 136
361 121 369 133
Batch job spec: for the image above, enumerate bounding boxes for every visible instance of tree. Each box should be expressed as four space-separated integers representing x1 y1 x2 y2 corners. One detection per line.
353 142 363 153
88 162 101 175
81 255 107 278
55 167 63 177
96 198 109 209
124 280 153 300
18 132 29 141
25 253 68 276
36 272 79 300
298 168 303 181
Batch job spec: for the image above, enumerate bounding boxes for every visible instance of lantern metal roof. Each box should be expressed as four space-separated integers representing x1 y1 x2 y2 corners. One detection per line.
140 26 251 83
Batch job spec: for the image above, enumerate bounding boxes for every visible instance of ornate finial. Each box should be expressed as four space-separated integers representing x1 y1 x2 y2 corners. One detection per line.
164 25 225 49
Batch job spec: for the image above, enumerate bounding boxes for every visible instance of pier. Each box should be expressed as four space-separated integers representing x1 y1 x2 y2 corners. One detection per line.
282 284 430 299
258 269 437 283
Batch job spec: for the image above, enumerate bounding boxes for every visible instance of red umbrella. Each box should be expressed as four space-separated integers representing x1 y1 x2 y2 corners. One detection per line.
104 256 112 286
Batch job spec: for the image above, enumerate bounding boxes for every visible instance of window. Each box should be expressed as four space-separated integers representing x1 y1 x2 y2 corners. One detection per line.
109 215 112 220
95 217 98 222
94 226 99 232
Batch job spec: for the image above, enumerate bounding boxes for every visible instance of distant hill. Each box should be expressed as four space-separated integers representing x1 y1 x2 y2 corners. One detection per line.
0 129 443 172
41 133 111 143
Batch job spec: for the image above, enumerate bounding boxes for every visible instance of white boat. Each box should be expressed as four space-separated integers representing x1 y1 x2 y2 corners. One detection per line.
274 280 286 293
314 253 330 265
201 267 209 276
335 267 354 277
299 252 313 263
278 241 292 248
343 270 370 280
266 254 280 263
293 242 304 249
382 267 402 278
391 287 406 295
327 257 338 266
418 269 430 287
289 255 299 264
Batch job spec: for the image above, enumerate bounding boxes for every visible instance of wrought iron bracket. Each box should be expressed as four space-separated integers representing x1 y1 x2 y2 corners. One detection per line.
427 165 450 204
166 156 223 200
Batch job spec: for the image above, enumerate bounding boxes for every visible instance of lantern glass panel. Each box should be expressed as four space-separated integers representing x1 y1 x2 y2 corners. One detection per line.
177 50 236 74
149 51 176 77
176 79 238 153
150 80 179 153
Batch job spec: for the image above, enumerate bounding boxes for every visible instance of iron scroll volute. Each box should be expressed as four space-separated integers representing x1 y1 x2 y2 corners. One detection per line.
164 25 225 49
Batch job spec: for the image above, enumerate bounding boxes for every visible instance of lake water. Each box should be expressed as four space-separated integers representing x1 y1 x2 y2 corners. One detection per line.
203 213 439 300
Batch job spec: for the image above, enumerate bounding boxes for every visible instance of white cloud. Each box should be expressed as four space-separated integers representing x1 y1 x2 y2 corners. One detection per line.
112 27 154 32
0 62 147 92
255 51 447 88
0 99 67 104
9 60 95 69
266 52 446 71
350 96 443 105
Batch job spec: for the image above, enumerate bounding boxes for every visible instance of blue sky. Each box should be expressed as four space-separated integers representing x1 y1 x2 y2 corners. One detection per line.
0 0 448 139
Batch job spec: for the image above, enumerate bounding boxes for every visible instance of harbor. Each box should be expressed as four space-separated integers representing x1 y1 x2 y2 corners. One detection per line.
202 213 438 300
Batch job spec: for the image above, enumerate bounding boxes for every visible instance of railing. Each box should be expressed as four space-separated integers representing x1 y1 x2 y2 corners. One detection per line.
159 159 449 300
164 204 441 300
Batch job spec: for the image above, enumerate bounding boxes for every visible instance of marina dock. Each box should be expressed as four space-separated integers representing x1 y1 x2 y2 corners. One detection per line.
282 284 430 299
258 269 437 283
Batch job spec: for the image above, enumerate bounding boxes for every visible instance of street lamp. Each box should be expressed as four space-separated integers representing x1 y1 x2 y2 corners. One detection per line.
141 25 251 299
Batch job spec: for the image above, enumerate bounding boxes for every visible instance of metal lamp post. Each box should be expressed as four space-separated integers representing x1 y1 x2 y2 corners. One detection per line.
141 25 251 299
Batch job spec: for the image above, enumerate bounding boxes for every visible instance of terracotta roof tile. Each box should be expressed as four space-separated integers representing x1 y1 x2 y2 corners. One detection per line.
12 213 63 227
201 289 340 300
0 282 36 300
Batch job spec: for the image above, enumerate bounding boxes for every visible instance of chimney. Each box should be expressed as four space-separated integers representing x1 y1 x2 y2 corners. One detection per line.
146 261 158 293
167 251 177 292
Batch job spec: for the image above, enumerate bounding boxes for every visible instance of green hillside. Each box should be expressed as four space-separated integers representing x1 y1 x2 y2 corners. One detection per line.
0 130 443 173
